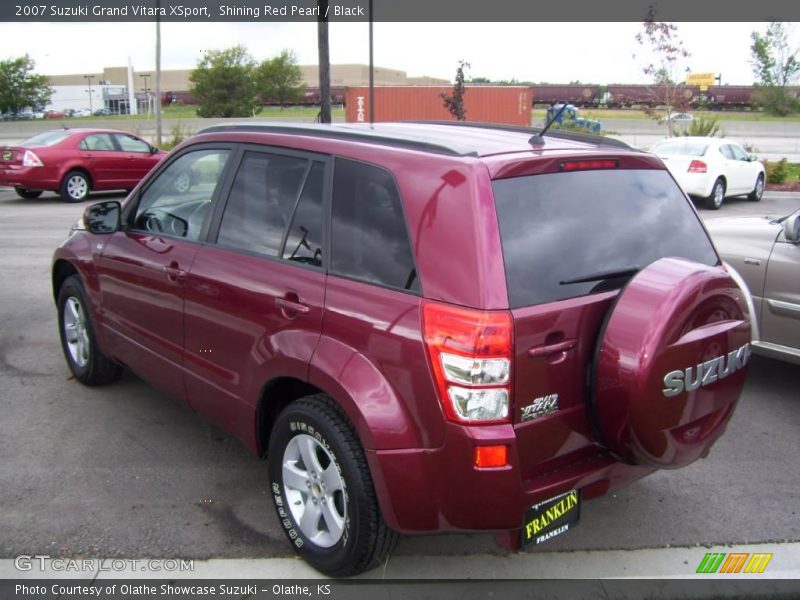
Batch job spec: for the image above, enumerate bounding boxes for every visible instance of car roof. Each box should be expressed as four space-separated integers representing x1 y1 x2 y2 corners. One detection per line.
196 121 636 158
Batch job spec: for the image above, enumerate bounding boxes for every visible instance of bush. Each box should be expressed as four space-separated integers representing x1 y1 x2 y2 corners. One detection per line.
677 116 722 137
160 121 194 151
765 158 789 184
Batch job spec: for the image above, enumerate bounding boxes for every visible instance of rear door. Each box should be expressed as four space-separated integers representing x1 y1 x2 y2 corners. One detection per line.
760 229 800 350
183 147 328 436
78 132 127 189
491 166 720 478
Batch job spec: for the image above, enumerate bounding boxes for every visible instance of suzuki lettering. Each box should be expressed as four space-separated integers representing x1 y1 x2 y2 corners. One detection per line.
662 344 751 398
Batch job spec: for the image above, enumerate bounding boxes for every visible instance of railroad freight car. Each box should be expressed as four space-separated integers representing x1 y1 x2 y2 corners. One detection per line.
606 84 700 108
532 84 600 107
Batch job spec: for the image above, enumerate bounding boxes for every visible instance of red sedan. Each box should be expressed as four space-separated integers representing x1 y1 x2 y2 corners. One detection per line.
0 128 167 202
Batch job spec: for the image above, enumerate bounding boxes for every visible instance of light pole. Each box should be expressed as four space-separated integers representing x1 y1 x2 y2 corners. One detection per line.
84 75 95 114
139 73 151 116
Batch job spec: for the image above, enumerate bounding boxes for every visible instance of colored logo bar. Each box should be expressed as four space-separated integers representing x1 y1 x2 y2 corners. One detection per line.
696 552 772 574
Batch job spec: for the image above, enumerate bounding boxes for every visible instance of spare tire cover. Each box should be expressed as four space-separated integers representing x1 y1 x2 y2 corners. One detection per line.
591 257 751 469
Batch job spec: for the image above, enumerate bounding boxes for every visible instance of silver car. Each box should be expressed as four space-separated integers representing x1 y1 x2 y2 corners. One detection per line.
706 209 800 364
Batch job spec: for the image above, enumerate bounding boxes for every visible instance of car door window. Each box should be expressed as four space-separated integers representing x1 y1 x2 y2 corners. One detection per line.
114 134 151 153
729 144 748 161
330 158 419 292
216 151 307 257
132 149 230 241
80 134 116 151
719 145 735 160
282 161 325 267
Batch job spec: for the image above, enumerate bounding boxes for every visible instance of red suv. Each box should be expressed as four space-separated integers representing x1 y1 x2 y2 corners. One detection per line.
51 122 752 576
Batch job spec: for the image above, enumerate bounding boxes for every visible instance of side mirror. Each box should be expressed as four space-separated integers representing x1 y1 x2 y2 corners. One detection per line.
784 213 800 244
149 144 159 155
84 201 120 234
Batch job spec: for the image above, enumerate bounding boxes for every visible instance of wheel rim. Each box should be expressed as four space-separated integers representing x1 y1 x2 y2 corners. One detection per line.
713 182 724 207
282 434 347 548
755 177 764 199
174 173 190 193
67 175 88 199
63 296 90 368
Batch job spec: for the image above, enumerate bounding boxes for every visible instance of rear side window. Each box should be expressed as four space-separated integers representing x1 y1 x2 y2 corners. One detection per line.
217 152 306 257
493 169 719 308
652 139 708 156
331 158 419 292
282 162 325 267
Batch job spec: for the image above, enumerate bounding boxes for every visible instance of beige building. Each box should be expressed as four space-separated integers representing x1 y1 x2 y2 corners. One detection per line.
48 64 448 93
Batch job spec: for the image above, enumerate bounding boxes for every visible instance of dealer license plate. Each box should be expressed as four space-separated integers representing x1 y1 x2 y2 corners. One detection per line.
2 151 11 161
521 489 580 547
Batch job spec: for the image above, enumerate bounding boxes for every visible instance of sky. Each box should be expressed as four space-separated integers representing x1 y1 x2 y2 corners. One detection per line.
0 22 790 85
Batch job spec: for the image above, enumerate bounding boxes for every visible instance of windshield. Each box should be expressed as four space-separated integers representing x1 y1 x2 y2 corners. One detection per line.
651 139 708 156
493 168 719 308
21 131 72 147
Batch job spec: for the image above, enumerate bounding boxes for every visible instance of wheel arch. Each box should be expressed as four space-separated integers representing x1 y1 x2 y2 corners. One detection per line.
52 259 80 304
256 376 325 458
61 166 94 189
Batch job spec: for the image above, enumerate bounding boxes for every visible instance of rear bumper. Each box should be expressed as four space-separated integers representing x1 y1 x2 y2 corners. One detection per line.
0 166 59 190
672 172 714 198
367 423 654 535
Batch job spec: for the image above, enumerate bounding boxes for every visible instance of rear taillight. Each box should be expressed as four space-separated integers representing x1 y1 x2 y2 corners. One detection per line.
422 301 513 424
22 150 43 167
688 160 707 173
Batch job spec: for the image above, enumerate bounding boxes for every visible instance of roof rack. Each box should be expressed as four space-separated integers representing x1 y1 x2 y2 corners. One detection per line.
196 123 477 157
407 120 634 151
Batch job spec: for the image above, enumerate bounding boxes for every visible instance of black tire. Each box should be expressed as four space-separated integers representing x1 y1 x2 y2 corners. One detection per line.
60 170 90 202
705 177 725 210
748 173 764 202
268 394 397 577
57 275 122 385
14 187 43 199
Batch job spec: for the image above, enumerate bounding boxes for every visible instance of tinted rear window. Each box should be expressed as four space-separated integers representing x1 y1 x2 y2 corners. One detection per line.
21 131 72 147
652 139 708 156
493 169 718 308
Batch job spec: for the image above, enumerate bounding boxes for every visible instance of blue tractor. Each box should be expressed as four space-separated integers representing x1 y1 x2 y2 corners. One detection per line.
545 103 602 133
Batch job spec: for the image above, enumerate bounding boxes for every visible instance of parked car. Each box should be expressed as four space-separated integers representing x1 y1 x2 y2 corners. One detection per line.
52 122 751 576
667 112 694 121
650 137 765 210
74 108 92 118
706 209 800 365
44 110 67 119
93 108 111 117
0 128 166 202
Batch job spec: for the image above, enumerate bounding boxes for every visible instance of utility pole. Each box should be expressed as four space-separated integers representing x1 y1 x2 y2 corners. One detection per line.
84 75 95 114
317 0 331 123
155 0 162 146
139 73 151 116
369 0 374 124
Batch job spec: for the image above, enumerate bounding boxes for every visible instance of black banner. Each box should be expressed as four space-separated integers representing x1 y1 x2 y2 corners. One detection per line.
1 0 799 22
3 579 800 600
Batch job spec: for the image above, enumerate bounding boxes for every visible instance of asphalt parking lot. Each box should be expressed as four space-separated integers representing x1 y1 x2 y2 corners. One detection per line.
0 187 798 570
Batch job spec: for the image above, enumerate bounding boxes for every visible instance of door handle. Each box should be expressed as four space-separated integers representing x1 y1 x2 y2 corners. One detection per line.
162 262 186 282
528 339 576 359
275 295 310 316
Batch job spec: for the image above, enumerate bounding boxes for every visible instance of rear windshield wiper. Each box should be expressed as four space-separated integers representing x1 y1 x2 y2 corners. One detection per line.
560 266 640 285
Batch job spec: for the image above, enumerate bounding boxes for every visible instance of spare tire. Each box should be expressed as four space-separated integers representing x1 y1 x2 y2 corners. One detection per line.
590 257 751 469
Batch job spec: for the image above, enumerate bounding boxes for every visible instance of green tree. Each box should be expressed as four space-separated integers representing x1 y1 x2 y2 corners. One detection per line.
634 8 692 136
189 45 260 118
257 50 304 107
441 60 470 121
750 21 800 116
0 55 52 114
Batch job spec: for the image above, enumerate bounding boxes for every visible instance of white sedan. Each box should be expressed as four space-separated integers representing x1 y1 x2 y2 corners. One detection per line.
649 137 765 210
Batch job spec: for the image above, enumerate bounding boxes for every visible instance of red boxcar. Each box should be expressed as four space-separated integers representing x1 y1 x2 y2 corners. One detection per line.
345 86 533 126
